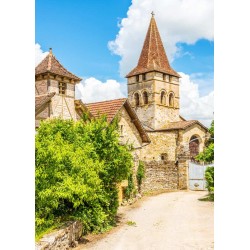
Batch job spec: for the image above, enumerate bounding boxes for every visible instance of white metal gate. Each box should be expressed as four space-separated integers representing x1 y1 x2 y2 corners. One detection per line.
188 162 214 191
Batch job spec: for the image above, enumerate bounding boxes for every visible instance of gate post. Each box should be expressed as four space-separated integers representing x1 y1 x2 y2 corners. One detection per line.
177 156 189 190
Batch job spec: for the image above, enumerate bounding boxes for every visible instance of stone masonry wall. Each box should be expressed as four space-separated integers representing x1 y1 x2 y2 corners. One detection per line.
118 106 143 149
36 80 48 95
35 221 83 250
141 160 178 193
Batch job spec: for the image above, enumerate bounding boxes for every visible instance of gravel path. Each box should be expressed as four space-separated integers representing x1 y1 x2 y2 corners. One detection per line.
77 191 214 250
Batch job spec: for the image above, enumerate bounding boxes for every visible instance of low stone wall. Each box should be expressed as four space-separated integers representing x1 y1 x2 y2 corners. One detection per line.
141 160 178 193
35 221 83 250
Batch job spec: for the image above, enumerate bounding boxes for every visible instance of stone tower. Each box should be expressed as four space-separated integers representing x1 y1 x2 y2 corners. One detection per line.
35 49 82 121
126 13 181 130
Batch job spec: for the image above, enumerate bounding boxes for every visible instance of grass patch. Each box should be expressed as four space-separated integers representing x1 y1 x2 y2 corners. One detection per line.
199 193 214 202
35 223 61 242
126 221 136 226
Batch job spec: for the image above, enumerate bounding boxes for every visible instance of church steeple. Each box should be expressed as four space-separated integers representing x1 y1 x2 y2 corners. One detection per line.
126 13 179 78
126 13 181 130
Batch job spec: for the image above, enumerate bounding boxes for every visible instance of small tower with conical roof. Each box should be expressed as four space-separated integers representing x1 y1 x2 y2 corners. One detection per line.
35 48 82 121
126 13 181 130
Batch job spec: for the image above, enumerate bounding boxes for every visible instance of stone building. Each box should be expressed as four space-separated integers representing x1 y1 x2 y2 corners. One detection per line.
35 13 209 197
35 48 82 127
125 14 208 192
35 52 150 203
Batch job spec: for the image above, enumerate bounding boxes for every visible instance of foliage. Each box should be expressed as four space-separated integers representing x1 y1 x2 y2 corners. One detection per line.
136 161 145 192
195 143 214 163
205 166 214 201
126 221 137 226
195 120 214 163
125 173 135 199
35 116 133 237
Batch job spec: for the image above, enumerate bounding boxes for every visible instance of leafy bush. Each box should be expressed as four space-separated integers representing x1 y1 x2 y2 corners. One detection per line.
125 173 135 199
136 161 145 192
195 143 214 163
196 120 214 163
35 117 132 237
205 166 214 200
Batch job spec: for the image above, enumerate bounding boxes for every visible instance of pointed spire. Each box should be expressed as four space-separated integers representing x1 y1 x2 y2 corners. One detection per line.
126 13 180 78
47 48 53 70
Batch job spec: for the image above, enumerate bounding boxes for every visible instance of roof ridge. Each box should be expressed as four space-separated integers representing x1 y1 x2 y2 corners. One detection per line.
85 97 127 105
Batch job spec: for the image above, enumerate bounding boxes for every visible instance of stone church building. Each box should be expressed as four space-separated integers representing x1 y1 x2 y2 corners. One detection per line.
35 14 208 198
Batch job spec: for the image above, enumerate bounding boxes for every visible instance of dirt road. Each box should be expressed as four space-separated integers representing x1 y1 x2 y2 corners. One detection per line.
77 191 214 250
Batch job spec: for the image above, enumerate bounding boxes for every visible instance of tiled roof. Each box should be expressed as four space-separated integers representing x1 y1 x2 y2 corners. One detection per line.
35 49 82 82
156 120 208 131
35 92 55 113
85 98 127 122
126 16 180 78
85 98 150 143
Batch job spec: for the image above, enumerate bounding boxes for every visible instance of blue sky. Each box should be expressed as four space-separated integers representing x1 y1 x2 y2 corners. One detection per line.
36 0 214 126
36 0 213 95
36 0 132 81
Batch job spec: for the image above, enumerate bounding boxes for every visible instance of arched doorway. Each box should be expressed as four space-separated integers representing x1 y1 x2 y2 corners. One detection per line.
189 135 200 158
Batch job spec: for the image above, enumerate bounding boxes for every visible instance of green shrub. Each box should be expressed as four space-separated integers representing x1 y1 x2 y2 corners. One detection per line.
195 120 214 163
125 173 135 199
205 166 214 200
136 161 145 192
35 117 132 237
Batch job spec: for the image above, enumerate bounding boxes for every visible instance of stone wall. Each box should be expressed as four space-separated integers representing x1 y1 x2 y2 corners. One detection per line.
35 221 83 250
140 131 177 162
36 80 48 95
141 160 178 193
118 106 143 149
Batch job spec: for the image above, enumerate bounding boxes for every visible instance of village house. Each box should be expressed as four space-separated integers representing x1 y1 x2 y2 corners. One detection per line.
35 13 208 199
35 50 150 203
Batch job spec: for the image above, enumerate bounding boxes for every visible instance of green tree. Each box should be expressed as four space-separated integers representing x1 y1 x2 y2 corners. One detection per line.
205 166 214 201
35 116 132 237
195 120 214 163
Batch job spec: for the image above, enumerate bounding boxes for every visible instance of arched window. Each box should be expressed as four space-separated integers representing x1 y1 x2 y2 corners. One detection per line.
134 93 140 106
169 93 174 107
160 91 166 105
143 91 148 104
189 135 200 158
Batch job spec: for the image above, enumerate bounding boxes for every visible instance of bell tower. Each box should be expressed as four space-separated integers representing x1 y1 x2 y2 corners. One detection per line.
35 48 82 121
126 13 181 130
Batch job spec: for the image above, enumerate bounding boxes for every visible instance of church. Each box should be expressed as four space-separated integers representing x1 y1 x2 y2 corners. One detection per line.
35 14 208 197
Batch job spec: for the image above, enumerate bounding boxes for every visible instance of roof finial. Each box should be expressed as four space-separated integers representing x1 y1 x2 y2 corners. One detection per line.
151 11 155 17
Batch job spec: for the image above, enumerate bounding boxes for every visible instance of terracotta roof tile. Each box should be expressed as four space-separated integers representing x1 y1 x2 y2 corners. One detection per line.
85 98 127 122
84 98 151 143
156 120 207 131
35 92 55 113
35 49 82 82
126 16 180 78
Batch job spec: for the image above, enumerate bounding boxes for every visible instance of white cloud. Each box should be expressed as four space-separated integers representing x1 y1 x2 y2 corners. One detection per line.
35 44 127 103
75 78 126 103
108 0 214 77
35 43 48 66
35 44 213 126
179 72 214 127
